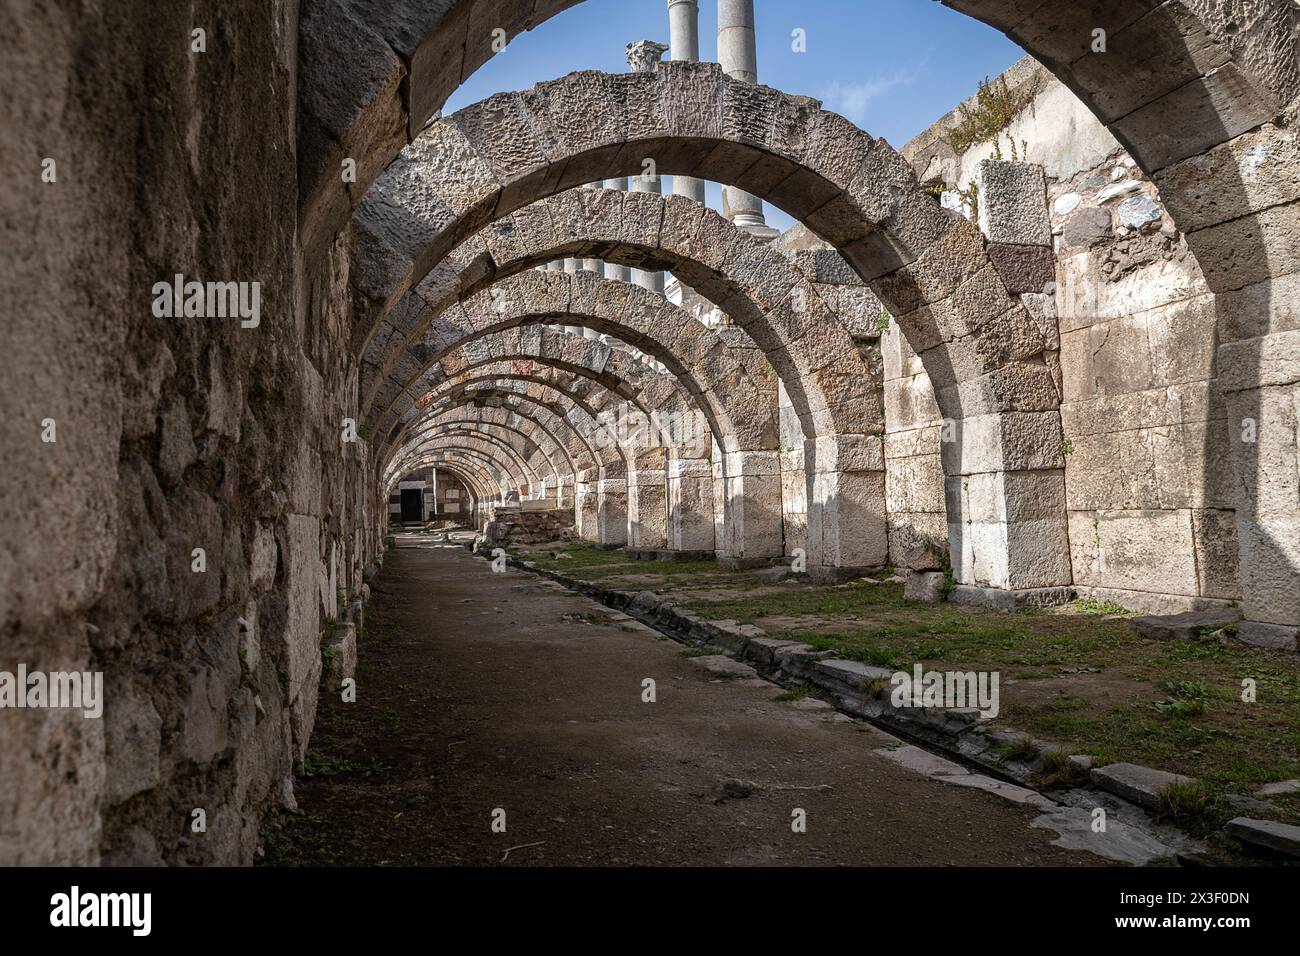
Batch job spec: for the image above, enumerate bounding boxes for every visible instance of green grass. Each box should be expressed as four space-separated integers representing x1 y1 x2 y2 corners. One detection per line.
1072 598 1133 616
689 580 910 621
518 543 774 589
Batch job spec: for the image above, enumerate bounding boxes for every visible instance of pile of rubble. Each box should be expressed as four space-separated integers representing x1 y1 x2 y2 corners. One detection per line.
481 508 576 547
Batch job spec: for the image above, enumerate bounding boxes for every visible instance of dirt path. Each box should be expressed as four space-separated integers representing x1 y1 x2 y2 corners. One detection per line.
262 539 1111 866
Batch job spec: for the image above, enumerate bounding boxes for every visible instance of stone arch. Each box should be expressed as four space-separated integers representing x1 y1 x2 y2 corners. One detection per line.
419 362 700 448
343 62 1057 577
386 457 492 515
390 448 505 513
356 188 870 435
298 0 586 253
370 268 788 560
395 431 537 497
370 269 779 456
347 65 1039 404
387 443 514 506
413 410 571 489
396 412 564 493
942 0 1294 187
377 331 707 468
390 441 521 502
371 324 708 450
394 354 719 551
307 1 1294 256
391 389 607 488
396 426 554 505
391 379 689 549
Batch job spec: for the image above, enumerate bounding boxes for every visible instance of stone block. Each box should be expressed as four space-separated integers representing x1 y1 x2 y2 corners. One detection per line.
1213 272 1300 344
1067 509 1200 597
1189 198 1300 293
1129 608 1240 642
103 686 162 805
887 512 949 568
1234 621 1298 651
322 622 358 688
1224 818 1300 858
940 411 1065 475
812 658 895 693
987 242 1056 294
975 160 1050 246
1057 251 1206 330
1153 124 1299 232
807 469 888 569
1191 509 1240 599
1235 511 1300 626
1090 762 1196 811
803 434 885 475
283 515 323 707
904 570 947 603
1061 206 1112 249
883 377 941 433
886 454 946 523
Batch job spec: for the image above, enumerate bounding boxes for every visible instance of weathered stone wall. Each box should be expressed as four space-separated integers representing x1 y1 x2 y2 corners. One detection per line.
0 0 375 865
881 327 948 565
901 56 1244 611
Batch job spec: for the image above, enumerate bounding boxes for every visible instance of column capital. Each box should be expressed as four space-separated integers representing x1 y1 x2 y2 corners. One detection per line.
626 39 668 73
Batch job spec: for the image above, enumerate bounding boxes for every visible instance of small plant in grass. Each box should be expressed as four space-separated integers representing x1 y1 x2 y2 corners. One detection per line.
1038 749 1089 787
994 736 1040 764
1153 679 1211 718
774 683 811 702
1157 780 1211 822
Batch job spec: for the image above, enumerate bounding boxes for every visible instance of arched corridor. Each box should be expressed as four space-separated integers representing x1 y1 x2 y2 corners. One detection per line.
2 0 1298 879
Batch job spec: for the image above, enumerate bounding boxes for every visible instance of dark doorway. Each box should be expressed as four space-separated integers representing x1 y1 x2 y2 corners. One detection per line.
399 489 423 523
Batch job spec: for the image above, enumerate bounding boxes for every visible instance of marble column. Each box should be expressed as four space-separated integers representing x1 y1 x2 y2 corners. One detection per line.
667 0 705 205
603 176 632 285
562 258 582 336
625 39 668 295
717 0 775 238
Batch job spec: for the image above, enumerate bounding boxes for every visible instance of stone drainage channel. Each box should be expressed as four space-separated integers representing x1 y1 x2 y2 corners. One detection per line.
471 543 1295 867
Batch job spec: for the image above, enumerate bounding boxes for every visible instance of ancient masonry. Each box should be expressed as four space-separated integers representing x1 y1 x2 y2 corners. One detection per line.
1 1 1297 864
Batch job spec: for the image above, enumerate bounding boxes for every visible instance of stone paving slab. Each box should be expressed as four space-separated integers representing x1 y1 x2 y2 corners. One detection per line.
1090 762 1197 811
1225 818 1300 858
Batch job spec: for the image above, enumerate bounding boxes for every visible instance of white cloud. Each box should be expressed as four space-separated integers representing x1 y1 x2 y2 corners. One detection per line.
820 70 917 125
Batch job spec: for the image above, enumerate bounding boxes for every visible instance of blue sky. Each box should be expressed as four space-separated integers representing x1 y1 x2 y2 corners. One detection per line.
445 0 1026 232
